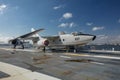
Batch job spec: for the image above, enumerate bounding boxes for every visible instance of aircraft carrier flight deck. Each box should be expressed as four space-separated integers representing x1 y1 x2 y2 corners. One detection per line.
0 48 120 80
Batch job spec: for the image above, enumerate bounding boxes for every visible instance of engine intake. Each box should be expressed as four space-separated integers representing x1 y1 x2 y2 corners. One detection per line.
44 40 49 46
10 39 24 49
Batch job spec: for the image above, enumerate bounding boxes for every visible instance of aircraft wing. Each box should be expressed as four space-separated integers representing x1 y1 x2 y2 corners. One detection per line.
16 28 44 39
9 28 44 43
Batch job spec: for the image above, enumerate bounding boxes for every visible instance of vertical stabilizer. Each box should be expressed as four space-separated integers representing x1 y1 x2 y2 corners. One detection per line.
31 28 41 38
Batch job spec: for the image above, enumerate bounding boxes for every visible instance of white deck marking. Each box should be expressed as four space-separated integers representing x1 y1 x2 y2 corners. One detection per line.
91 55 120 60
60 56 71 59
87 50 120 54
46 53 53 55
0 62 61 80
0 48 39 52
65 53 120 60
91 62 104 65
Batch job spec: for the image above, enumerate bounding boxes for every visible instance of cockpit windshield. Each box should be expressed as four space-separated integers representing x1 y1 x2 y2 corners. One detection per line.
71 32 83 36
77 32 83 35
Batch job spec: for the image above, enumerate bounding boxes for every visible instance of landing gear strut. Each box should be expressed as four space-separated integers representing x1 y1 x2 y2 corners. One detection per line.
74 46 78 53
12 39 24 49
13 43 24 49
43 47 46 53
66 46 78 53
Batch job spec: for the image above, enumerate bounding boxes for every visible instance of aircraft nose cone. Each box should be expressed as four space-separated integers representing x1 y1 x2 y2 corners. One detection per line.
92 36 96 41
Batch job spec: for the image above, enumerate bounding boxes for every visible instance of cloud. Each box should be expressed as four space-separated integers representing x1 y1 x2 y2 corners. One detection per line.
97 35 108 40
59 12 73 21
69 22 75 28
110 35 120 44
58 23 69 28
90 35 108 45
91 35 120 45
58 22 76 28
92 26 104 31
53 5 62 10
86 22 93 26
0 4 7 14
62 12 73 19
0 34 13 44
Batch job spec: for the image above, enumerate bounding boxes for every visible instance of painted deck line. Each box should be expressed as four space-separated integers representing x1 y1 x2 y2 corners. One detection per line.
0 48 39 53
91 55 120 60
0 62 61 80
90 62 104 65
60 56 71 59
65 53 120 60
86 50 120 54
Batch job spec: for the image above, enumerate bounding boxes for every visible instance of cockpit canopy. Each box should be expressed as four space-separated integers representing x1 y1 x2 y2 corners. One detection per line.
59 31 88 36
71 32 83 36
59 31 66 35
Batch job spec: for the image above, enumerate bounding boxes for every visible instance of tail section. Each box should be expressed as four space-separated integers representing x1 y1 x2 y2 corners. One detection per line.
31 28 42 45
31 28 41 38
30 28 49 47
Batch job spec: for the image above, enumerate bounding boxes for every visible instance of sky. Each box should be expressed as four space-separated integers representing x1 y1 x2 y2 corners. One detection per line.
0 0 120 44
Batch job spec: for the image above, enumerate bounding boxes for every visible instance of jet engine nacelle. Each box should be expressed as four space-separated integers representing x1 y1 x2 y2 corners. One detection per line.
37 39 49 46
9 38 24 49
11 39 22 45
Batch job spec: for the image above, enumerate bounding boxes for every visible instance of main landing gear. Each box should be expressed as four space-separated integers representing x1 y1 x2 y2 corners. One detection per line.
66 46 78 53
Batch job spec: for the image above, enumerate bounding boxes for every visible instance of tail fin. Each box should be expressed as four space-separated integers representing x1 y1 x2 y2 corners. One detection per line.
31 28 41 38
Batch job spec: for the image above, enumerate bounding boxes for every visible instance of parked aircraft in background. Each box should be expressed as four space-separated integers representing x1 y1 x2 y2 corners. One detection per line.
9 28 96 52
